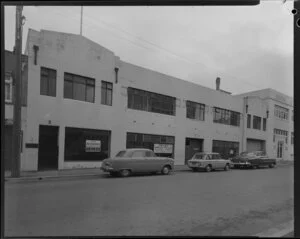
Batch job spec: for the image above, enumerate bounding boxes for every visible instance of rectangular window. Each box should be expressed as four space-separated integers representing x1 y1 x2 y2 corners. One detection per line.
64 127 110 161
213 107 240 127
263 118 267 131
186 101 205 121
64 72 95 103
5 73 13 103
253 116 262 130
212 140 239 159
274 105 289 120
247 114 251 128
126 132 175 158
101 81 113 106
274 128 288 144
291 132 294 145
40 67 57 97
127 87 176 116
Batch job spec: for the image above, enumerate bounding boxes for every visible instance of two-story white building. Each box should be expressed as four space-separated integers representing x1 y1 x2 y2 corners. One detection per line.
7 28 292 172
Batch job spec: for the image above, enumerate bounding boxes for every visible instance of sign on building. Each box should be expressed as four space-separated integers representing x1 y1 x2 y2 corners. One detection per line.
154 144 173 154
85 140 101 152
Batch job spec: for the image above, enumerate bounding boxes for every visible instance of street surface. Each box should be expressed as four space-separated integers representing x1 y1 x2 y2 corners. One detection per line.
5 166 293 237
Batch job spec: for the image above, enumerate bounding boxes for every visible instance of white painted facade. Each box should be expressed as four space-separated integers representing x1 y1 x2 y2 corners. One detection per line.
20 29 293 171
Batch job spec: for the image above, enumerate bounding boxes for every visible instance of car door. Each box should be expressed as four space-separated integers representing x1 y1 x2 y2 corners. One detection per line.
211 154 221 169
144 150 160 172
131 150 147 173
206 154 215 169
215 153 226 169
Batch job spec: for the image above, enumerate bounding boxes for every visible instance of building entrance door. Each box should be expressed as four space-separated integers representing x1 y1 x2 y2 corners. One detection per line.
277 141 284 158
38 125 59 171
185 138 203 164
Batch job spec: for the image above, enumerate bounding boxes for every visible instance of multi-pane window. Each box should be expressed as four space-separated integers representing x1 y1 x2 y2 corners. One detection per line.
263 118 267 131
127 132 175 158
186 101 205 121
273 128 288 143
213 107 240 127
64 72 95 103
127 87 176 116
5 73 13 103
40 67 57 97
212 140 239 159
247 114 251 128
101 81 113 106
291 132 294 145
253 116 261 130
274 105 289 120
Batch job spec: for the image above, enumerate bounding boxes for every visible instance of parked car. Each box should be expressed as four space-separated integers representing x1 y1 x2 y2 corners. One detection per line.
100 148 174 177
187 152 231 172
230 151 276 169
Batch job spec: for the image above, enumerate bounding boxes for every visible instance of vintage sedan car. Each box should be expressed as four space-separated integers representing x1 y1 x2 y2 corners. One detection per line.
100 148 174 177
187 152 231 172
231 151 276 169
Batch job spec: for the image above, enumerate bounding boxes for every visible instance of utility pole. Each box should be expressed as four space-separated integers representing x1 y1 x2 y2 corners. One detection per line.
11 5 23 177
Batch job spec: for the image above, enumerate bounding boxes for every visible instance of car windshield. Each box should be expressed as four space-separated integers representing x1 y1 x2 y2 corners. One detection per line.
193 154 205 159
115 150 133 158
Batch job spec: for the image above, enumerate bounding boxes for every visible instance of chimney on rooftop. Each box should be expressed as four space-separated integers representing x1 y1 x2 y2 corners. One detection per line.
216 77 220 91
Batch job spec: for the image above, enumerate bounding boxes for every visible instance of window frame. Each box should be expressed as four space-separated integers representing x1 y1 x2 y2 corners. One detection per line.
252 115 262 130
64 72 95 103
247 114 251 128
101 81 113 106
213 107 240 127
40 67 57 97
186 100 205 121
5 72 13 103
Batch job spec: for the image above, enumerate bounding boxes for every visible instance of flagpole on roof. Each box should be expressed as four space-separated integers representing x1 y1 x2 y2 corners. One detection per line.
80 6 83 36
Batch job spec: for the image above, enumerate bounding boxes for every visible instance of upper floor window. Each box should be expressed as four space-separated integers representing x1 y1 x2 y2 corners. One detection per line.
263 118 267 131
253 116 261 130
247 114 251 128
40 67 57 97
213 107 240 127
274 104 289 120
127 87 176 116
274 128 288 143
5 73 13 103
101 81 113 106
64 72 95 103
186 100 205 121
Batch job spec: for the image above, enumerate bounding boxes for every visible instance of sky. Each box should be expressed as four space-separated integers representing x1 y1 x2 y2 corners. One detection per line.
4 2 294 97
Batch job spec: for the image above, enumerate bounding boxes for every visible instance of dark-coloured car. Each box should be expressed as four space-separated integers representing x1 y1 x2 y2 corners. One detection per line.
231 151 276 169
100 148 174 177
187 152 232 172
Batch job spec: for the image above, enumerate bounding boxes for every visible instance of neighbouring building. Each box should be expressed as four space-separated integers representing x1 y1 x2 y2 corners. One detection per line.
4 28 293 172
4 50 28 171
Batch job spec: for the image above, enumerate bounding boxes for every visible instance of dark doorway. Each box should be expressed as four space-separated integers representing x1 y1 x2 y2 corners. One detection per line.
185 138 203 164
38 125 59 171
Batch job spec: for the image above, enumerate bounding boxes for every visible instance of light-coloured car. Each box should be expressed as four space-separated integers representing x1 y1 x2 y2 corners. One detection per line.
187 152 231 172
100 148 174 177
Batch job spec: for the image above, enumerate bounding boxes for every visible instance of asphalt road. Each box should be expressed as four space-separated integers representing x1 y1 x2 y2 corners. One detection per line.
5 166 294 237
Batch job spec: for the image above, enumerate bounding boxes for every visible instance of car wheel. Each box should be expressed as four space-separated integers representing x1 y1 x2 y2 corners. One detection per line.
205 165 212 172
224 164 230 171
119 169 131 177
269 163 275 168
161 166 170 175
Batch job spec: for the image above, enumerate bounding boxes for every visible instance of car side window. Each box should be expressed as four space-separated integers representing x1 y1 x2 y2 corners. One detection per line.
211 154 220 160
145 151 155 157
132 150 146 158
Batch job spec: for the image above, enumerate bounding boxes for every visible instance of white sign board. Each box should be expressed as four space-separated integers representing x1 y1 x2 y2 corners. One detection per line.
154 144 173 154
85 140 101 152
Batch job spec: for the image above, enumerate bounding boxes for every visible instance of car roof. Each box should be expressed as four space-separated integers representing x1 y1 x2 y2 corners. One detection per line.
194 152 220 155
123 148 152 152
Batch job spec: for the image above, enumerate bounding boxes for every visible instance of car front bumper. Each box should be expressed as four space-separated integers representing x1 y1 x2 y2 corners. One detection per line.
100 166 115 172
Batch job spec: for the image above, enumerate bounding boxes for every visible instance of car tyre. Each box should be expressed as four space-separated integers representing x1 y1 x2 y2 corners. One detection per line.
205 165 212 172
269 163 275 168
119 169 131 177
161 166 170 175
224 164 230 171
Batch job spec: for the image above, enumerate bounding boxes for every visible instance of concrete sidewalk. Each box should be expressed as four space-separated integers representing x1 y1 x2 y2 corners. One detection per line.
4 161 293 183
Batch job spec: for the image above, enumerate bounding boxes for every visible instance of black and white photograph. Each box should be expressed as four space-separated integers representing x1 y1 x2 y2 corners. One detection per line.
2 0 295 237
